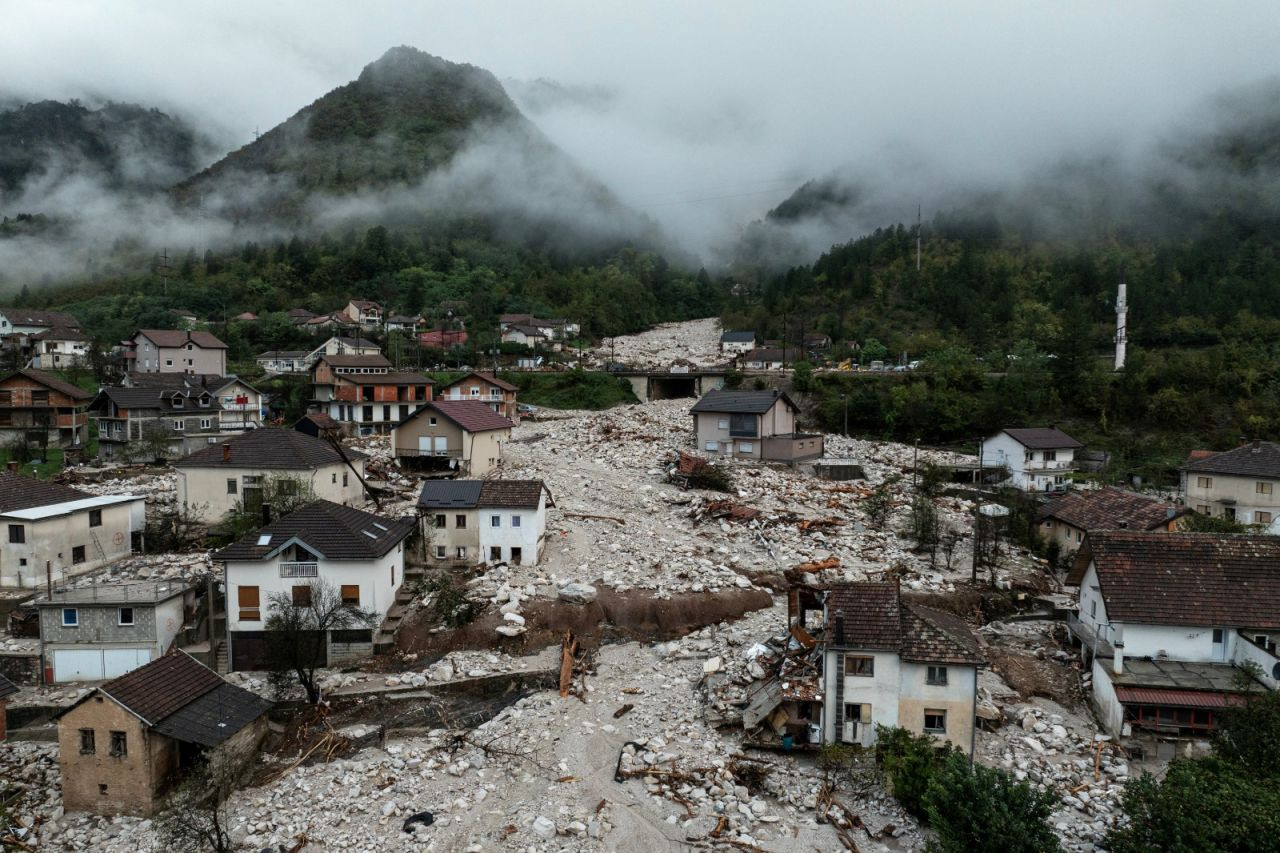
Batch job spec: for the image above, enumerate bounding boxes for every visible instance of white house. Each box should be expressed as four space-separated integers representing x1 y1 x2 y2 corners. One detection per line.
30 326 90 369
173 428 367 521
0 308 81 336
255 350 310 375
719 331 756 354
344 301 384 330
215 501 414 671
1066 531 1280 743
982 427 1083 492
418 479 552 566
0 472 144 589
1181 440 1280 533
817 583 984 753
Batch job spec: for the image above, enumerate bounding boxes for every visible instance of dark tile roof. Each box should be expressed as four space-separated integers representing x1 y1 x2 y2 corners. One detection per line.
1067 531 1280 627
441 371 518 393
506 323 548 336
398 400 515 433
1039 487 1184 532
334 337 379 349
1001 428 1083 449
1183 441 1280 478
0 673 18 700
214 500 414 561
135 329 228 349
257 350 309 359
0 368 93 400
31 326 89 342
287 308 316 318
150 682 272 747
479 480 547 508
124 372 227 389
690 389 797 415
418 480 484 509
173 427 365 469
0 308 80 328
901 603 984 665
317 354 393 369
743 347 802 362
720 331 755 343
97 652 225 725
826 583 901 650
296 412 339 430
0 472 90 514
94 385 222 413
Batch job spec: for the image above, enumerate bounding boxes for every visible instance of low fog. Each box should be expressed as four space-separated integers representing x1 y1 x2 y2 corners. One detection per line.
1 1 1279 282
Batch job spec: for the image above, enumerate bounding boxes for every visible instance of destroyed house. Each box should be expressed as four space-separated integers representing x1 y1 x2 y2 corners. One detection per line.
56 652 270 815
1038 487 1186 554
690 390 823 464
418 479 553 566
1182 440 1280 533
216 501 415 670
392 400 514 477
1066 532 1280 742
172 427 368 522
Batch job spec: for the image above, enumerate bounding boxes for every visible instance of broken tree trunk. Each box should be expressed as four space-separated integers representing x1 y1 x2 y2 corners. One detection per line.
560 630 579 697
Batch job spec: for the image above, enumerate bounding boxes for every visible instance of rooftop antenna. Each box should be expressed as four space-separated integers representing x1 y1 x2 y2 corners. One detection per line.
1114 265 1128 371
915 204 922 272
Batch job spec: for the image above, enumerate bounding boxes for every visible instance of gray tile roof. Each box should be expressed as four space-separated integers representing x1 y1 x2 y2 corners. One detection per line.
150 682 273 747
0 308 80 328
418 480 485 509
1183 441 1280 478
1001 428 1083 449
720 331 755 343
690 389 796 415
96 652 225 725
214 500 414 561
173 428 366 469
1039 487 1185 532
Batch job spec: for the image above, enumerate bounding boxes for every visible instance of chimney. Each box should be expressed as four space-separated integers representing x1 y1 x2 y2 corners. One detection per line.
1118 520 1127 529
222 443 231 463
1112 641 1124 675
834 610 845 645
6 460 17 473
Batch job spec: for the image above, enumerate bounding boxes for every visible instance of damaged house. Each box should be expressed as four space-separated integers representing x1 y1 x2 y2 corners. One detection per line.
1067 532 1280 751
743 582 984 754
690 390 823 464
1038 487 1186 555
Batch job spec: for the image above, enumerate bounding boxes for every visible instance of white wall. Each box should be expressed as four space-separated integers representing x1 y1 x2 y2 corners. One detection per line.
1120 622 1230 662
822 649 902 745
982 432 1075 491
1091 657 1125 736
478 495 546 565
0 501 140 588
225 548 403 633
176 459 366 521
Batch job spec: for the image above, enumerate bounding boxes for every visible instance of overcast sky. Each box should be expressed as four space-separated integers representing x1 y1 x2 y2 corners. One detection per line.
3 1 1280 252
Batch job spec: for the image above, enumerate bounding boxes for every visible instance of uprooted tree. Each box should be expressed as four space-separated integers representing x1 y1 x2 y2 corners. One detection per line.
264 577 376 703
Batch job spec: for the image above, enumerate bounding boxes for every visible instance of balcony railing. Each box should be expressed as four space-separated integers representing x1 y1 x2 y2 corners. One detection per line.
279 562 319 578
1026 460 1075 471
394 447 462 458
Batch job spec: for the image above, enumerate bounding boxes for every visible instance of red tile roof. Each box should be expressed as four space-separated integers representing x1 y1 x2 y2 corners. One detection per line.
400 400 514 433
1068 531 1280 627
1113 686 1240 708
441 371 518 393
824 582 983 665
1039 487 1184 533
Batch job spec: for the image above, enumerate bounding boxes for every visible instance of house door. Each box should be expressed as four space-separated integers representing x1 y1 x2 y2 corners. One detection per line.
433 436 448 455
1212 628 1226 661
418 436 432 455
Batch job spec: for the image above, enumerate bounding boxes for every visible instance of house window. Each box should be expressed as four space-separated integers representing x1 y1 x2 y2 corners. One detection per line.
1090 599 1097 619
456 515 467 529
1044 450 1057 462
434 514 446 528
118 607 134 626
72 545 86 564
924 710 947 734
842 703 871 741
705 441 718 451
1196 504 1210 514
238 586 261 621
1258 482 1274 496
739 442 753 453
435 545 446 559
343 473 349 487
332 473 337 484
429 417 437 426
165 359 173 367
292 586 312 607
511 546 522 563
8 524 24 543
200 418 212 430
846 655 874 677
1258 511 1273 525
1077 531 1083 543
512 515 522 528
226 478 237 495
109 731 127 757
1225 507 1236 520
491 515 501 528
63 608 78 626
340 585 360 606
490 546 501 561
456 546 467 559
926 665 948 685
79 728 95 754
1197 476 1213 489
89 509 102 527
718 417 730 429
173 419 185 431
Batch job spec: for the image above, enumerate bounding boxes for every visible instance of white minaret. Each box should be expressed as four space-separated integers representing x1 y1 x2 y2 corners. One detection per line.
1114 272 1128 371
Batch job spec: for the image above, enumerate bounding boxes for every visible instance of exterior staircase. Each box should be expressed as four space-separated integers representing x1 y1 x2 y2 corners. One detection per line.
374 562 426 652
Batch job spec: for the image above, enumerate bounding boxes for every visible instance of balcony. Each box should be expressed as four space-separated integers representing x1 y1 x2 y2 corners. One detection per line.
394 447 462 458
279 562 319 578
1025 460 1075 472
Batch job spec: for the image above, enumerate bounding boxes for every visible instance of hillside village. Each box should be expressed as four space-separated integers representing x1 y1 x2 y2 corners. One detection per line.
0 303 1277 852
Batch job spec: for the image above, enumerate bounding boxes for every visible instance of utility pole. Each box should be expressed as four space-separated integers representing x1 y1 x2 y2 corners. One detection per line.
913 439 920 490
841 393 848 435
916 204 922 272
971 436 982 585
158 248 171 295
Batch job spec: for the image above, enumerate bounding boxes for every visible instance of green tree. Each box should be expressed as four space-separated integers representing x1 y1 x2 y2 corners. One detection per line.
922 751 1060 853
792 360 813 392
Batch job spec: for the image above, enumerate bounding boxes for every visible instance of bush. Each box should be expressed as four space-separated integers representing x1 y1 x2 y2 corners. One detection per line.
875 725 951 818
686 462 733 492
922 751 1060 853
421 572 477 628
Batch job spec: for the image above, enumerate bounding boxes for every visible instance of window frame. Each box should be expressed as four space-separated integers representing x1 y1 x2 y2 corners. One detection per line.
72 545 86 564
926 665 948 686
490 515 501 528
79 728 96 754
63 608 79 627
118 607 134 627
845 655 874 677
88 509 102 528
340 585 360 606
923 709 947 734
8 524 25 544
109 730 128 757
237 586 261 621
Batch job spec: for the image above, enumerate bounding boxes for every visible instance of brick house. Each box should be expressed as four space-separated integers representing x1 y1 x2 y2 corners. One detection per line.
0 673 17 741
1038 487 1187 555
391 400 514 477
311 354 434 435
56 652 270 815
437 371 521 424
0 368 92 450
126 330 228 375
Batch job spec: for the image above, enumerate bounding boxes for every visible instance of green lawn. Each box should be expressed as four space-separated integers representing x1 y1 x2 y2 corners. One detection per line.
0 447 65 479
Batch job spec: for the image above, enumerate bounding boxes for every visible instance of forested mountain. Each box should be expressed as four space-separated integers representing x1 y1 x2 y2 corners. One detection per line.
0 99 204 200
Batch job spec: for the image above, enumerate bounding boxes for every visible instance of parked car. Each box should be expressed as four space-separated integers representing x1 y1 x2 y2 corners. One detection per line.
518 404 539 415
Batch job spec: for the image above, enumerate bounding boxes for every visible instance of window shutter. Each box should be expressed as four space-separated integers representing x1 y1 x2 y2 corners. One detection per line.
860 704 872 724
238 586 259 608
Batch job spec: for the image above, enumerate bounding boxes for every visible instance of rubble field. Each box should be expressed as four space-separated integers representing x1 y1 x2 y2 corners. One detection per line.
585 317 725 369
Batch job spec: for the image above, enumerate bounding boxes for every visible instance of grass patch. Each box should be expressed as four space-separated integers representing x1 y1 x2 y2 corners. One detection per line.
506 370 638 410
0 447 65 479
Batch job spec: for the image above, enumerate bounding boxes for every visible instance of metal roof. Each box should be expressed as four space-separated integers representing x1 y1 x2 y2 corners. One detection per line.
1113 686 1237 708
690 389 797 415
418 480 484 509
1000 428 1083 449
1 492 143 521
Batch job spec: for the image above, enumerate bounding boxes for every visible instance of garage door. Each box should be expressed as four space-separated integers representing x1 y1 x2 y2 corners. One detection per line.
103 648 151 679
53 649 105 682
